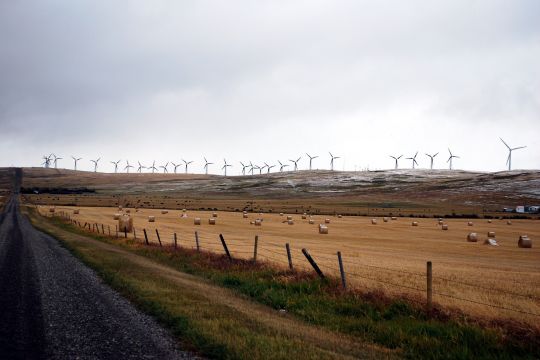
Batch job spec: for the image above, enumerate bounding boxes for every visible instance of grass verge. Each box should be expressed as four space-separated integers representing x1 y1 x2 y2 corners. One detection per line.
28 209 540 359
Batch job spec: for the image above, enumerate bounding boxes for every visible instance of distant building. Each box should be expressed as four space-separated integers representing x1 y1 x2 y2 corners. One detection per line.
516 206 525 213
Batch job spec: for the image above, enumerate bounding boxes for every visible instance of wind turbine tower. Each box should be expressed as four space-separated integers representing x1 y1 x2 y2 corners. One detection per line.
406 152 419 169
71 156 82 170
447 148 459 170
306 153 319 170
289 157 301 171
125 160 134 173
222 159 232 176
182 159 194 174
425 152 438 170
90 158 100 172
389 155 402 170
111 160 121 173
500 138 526 171
203 157 213 175
329 152 340 171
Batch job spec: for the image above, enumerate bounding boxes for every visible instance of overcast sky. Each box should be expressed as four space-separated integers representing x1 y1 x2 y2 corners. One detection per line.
1 0 539 174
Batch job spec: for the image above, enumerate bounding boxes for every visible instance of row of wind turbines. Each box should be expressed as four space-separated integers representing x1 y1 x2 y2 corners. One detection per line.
41 138 526 175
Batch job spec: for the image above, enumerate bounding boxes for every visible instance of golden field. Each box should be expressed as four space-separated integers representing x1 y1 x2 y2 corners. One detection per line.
39 204 540 327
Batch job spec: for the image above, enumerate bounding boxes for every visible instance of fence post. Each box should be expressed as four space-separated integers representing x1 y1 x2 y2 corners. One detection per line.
96 223 99 234
133 228 137 240
286 243 293 270
108 225 111 236
155 229 162 246
219 234 232 261
302 248 325 278
174 233 177 250
337 251 346 290
195 231 200 252
253 235 258 263
101 224 104 234
143 228 149 245
115 225 118 238
427 261 433 314
124 228 127 238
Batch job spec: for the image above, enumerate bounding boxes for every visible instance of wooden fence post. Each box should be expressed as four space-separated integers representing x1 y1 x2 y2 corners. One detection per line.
115 225 118 238
195 231 200 252
133 228 137 240
286 243 293 270
219 234 232 261
427 261 433 314
337 251 346 289
108 225 111 236
155 229 162 246
124 228 127 238
174 233 177 250
143 228 149 245
101 224 104 234
253 235 258 263
302 248 325 278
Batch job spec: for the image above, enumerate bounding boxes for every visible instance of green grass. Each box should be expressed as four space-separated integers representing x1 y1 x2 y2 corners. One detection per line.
34 212 540 359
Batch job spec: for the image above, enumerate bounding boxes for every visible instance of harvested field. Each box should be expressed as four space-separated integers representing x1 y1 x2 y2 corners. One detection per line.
41 205 540 327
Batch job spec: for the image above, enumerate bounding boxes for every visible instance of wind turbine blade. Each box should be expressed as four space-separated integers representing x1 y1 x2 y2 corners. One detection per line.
434 152 438 157
512 146 526 150
499 137 510 149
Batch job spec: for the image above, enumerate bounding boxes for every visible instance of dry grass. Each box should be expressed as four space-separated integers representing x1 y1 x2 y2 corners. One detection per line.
40 205 540 328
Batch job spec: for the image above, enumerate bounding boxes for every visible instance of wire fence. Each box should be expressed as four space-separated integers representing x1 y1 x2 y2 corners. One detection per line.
47 209 540 319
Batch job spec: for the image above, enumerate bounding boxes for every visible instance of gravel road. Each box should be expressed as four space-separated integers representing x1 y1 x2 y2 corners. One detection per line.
0 169 194 359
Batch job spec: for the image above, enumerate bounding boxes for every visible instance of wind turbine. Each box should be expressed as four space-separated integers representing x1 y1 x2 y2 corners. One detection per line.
159 162 169 173
222 159 232 176
51 154 62 168
110 160 121 173
329 152 340 171
42 155 52 168
203 157 213 175
406 152 419 169
305 153 319 170
500 138 526 171
252 164 261 175
248 162 255 175
171 162 181 174
259 163 268 174
240 162 248 175
389 155 402 170
264 162 275 174
278 160 289 172
447 148 459 170
125 160 134 173
425 152 438 170
182 159 193 174
289 157 301 171
90 158 100 172
71 156 82 170
137 161 145 173
149 161 158 173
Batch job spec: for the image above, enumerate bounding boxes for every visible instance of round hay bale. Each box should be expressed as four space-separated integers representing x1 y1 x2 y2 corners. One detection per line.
301 214 307 219
125 209 131 214
73 209 80 214
280 213 284 216
49 207 55 213
209 218 216 225
441 224 448 230
308 219 315 224
287 215 293 221
194 218 201 225
371 219 377 225
212 212 218 217
182 209 187 212
337 214 342 219
318 224 328 234
438 220 444 226
243 211 247 215
487 231 495 238
467 221 473 226
438 218 443 222
118 206 123 211
161 210 168 214
148 216 155 222
383 217 389 222
391 216 397 220
287 219 294 225
507 220 512 225
484 238 499 246
412 221 419 227
325 218 330 224
118 216 133 233
467 233 478 242
255 219 262 226
518 235 532 248
243 213 248 218
113 213 121 220
487 219 492 223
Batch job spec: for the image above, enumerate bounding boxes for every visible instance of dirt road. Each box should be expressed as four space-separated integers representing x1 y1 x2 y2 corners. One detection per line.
0 169 191 359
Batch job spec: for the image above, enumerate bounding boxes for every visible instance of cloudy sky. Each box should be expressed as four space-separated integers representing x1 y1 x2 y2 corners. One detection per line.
1 0 539 174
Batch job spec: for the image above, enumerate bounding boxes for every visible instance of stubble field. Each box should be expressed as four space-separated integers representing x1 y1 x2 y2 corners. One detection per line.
40 204 540 328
